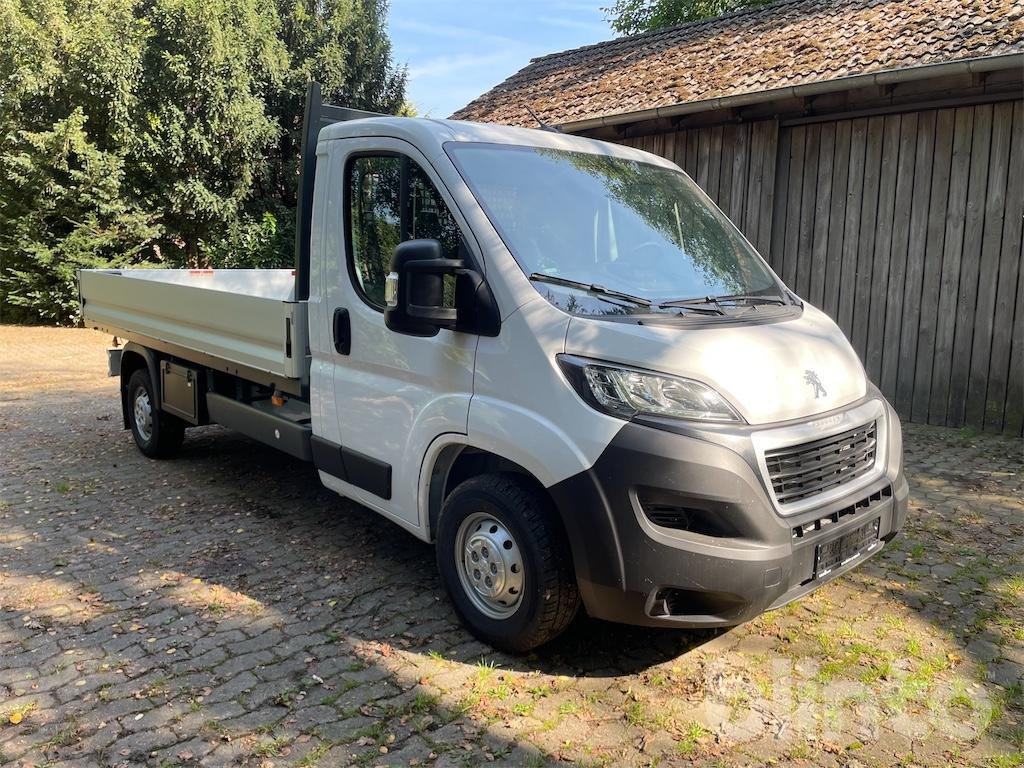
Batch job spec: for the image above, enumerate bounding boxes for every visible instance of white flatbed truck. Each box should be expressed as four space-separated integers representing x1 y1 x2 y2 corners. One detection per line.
80 84 908 651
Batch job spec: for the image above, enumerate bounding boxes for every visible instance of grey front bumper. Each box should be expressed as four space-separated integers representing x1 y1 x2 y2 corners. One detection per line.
547 395 909 628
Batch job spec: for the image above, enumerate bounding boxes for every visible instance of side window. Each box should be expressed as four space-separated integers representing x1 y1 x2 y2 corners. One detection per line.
348 154 463 309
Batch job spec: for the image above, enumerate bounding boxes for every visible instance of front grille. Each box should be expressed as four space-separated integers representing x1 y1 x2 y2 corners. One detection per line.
792 484 892 539
765 422 877 505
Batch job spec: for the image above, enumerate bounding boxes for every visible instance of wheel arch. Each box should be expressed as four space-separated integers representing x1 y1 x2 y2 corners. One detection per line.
119 342 161 429
421 438 624 608
421 433 628 612
425 442 541 542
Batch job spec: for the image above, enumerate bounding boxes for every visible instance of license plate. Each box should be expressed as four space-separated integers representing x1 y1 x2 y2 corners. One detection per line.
814 518 880 578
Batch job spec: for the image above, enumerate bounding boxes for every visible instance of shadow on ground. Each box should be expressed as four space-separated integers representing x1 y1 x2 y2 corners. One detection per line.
1 327 1021 767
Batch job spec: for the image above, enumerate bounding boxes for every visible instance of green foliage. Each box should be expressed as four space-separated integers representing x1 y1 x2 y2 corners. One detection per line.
604 0 777 35
134 0 289 265
0 109 159 324
0 0 406 324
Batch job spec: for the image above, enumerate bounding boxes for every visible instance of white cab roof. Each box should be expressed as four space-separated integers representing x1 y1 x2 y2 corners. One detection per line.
317 116 677 170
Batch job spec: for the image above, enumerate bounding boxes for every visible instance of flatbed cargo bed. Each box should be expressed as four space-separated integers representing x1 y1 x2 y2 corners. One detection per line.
79 269 309 389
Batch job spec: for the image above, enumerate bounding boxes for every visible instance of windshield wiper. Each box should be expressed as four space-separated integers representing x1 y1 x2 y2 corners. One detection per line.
529 273 652 308
656 296 726 315
712 294 788 306
658 293 787 313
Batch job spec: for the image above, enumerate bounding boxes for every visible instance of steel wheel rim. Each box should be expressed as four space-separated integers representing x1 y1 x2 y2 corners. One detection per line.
133 385 153 442
455 512 524 619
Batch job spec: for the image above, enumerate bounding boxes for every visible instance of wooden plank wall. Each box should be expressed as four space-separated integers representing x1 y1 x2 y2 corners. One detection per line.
627 121 779 255
618 100 1023 435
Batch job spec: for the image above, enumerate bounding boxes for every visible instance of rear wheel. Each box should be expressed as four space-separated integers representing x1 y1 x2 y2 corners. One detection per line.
436 473 580 652
127 368 184 458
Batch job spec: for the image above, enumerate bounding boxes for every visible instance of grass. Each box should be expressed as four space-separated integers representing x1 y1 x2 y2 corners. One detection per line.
623 699 649 728
787 742 812 760
1009 726 1024 751
675 722 712 756
858 657 894 683
484 681 513 700
144 676 169 698
511 701 535 716
948 679 974 712
408 692 440 714
2 701 38 724
815 640 905 686
999 576 1024 600
348 720 386 743
200 719 230 738
537 716 559 732
42 717 80 750
950 691 973 710
457 691 482 716
294 741 335 767
988 754 1024 768
250 735 291 757
473 658 498 683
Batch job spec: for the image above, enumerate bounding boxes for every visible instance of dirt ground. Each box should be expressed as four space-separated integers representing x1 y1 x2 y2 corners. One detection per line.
1 325 1022 767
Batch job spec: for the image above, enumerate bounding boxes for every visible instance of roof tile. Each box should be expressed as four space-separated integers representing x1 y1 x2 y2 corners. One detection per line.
452 0 1023 126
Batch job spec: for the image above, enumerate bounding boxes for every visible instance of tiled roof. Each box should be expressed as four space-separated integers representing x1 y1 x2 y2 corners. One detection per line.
452 0 1024 126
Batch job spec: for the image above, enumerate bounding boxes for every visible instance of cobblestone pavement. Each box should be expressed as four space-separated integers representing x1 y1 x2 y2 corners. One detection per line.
1 326 1022 768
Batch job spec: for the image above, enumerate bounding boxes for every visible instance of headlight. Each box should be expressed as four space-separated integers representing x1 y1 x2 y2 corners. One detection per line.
557 355 743 423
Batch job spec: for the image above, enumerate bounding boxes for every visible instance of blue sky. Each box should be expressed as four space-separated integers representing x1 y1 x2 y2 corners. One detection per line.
387 1 613 118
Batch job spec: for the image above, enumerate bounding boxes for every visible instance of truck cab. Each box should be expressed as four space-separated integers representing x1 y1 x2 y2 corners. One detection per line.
80 85 908 651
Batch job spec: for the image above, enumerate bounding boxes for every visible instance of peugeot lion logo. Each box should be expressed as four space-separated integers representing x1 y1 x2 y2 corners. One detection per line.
804 369 827 399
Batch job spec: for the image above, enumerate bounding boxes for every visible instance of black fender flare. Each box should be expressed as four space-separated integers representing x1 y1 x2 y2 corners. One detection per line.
118 342 161 429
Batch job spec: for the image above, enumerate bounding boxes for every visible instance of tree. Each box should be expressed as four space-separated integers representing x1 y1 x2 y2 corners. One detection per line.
0 0 407 323
132 0 289 266
0 0 159 323
604 0 776 35
261 0 406 210
0 110 160 324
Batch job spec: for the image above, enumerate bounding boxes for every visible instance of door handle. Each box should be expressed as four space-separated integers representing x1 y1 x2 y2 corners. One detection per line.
333 308 351 355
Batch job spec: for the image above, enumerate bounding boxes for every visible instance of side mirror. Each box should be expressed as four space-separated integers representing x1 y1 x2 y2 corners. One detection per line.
384 239 500 338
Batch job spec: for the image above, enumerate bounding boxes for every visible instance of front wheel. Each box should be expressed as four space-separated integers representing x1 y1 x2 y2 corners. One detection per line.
127 368 184 459
436 473 580 652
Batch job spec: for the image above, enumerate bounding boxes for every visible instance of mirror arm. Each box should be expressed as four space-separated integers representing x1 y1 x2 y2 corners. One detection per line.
404 258 466 274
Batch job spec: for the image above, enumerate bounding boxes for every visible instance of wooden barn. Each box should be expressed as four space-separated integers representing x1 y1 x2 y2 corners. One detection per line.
453 0 1024 435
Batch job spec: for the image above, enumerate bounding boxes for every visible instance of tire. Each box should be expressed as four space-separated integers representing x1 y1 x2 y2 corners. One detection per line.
126 368 185 459
436 473 580 652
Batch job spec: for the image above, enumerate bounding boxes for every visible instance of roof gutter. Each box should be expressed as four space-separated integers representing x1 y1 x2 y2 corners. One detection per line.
558 52 1024 133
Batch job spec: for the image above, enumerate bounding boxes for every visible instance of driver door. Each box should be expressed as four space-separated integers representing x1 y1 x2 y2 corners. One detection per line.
314 138 478 533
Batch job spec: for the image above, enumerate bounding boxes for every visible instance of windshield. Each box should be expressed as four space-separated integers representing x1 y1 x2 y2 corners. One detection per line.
446 143 784 316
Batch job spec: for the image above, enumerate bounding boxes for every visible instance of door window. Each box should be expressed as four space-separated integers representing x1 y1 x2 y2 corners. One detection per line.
347 154 463 309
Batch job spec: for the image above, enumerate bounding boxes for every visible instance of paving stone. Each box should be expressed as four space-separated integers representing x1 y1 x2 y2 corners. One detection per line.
1 326 1021 768
967 638 1001 663
107 726 179 759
